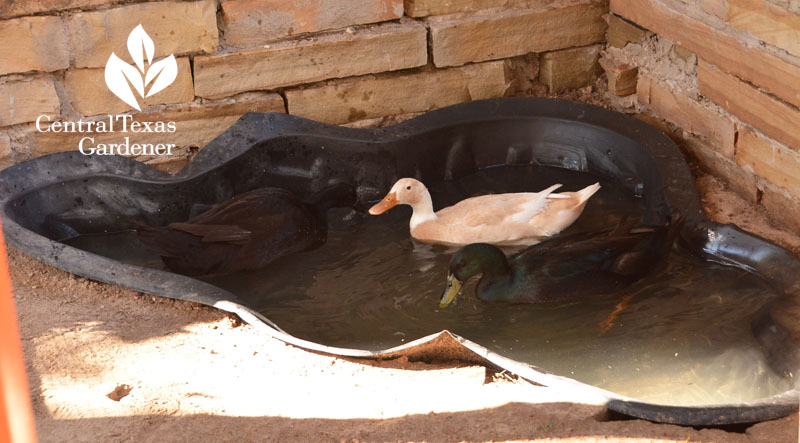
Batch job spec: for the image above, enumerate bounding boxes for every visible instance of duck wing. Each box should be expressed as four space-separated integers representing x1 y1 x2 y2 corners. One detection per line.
186 188 297 226
519 233 647 277
439 186 562 228
166 222 252 244
507 184 563 224
136 223 200 258
137 188 322 275
513 215 684 301
169 187 302 244
504 233 648 303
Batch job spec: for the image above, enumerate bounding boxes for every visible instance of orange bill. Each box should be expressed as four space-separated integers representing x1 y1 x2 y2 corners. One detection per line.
368 192 398 215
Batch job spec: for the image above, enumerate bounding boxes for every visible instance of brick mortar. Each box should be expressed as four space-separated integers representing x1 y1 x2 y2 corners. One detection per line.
51 70 81 121
2 124 37 163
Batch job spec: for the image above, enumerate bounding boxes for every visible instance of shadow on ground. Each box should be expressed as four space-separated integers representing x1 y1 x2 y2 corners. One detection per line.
35 403 798 443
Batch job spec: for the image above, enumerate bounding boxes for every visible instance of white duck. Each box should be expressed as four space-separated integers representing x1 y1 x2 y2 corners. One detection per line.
369 178 600 246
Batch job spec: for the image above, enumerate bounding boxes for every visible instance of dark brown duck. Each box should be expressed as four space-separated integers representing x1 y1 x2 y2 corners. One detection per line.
136 183 358 276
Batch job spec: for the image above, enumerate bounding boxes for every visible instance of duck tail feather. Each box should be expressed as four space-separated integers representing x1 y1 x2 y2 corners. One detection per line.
540 183 563 196
135 223 195 258
576 182 601 204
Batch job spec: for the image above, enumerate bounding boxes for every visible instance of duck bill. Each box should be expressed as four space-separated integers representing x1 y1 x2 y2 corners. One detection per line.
439 273 463 308
369 192 398 215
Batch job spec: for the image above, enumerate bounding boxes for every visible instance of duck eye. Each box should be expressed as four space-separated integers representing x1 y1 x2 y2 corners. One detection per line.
406 186 411 190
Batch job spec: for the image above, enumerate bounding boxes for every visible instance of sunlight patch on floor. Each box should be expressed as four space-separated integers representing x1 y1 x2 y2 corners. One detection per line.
34 318 580 420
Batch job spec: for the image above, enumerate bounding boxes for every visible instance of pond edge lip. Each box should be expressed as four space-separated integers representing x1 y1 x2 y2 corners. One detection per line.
1 97 799 426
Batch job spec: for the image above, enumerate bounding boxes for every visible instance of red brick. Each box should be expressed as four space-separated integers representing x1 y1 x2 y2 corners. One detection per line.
611 0 800 108
429 1 606 68
736 128 800 196
683 136 759 203
222 0 403 46
599 57 638 96
65 57 195 116
67 0 218 69
634 113 683 144
286 61 507 124
727 0 800 57
539 45 602 94
698 60 800 150
635 109 757 205
0 0 113 19
0 78 61 127
762 182 800 233
637 74 737 157
195 22 427 99
405 0 545 17
0 16 69 76
701 0 729 19
607 14 650 48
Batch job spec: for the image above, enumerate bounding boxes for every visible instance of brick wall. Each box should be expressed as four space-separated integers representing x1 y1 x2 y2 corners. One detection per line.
602 0 800 233
0 0 607 172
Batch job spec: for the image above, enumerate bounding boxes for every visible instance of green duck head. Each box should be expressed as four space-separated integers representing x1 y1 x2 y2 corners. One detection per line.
439 243 511 308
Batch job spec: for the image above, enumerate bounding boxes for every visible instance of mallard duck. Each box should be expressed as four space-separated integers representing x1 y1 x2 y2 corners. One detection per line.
439 213 685 308
136 183 357 276
369 178 600 246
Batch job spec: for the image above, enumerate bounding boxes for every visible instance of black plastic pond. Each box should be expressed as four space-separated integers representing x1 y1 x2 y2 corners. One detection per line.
2 98 799 425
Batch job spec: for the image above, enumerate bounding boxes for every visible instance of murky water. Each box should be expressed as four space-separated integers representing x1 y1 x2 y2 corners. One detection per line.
64 166 791 406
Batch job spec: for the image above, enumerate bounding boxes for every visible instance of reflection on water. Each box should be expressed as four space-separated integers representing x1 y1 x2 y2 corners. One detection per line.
64 166 791 406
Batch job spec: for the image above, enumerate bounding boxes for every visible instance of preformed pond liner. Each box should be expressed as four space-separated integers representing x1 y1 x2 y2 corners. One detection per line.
2 98 799 425
63 165 791 407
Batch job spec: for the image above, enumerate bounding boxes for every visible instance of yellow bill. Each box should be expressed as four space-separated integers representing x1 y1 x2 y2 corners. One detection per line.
439 273 463 308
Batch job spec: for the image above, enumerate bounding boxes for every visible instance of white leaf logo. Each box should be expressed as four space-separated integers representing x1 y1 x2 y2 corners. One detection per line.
127 24 154 73
104 25 178 111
